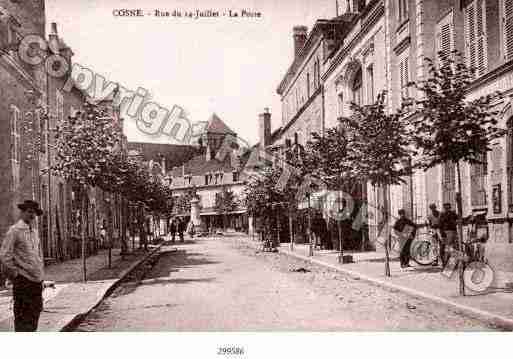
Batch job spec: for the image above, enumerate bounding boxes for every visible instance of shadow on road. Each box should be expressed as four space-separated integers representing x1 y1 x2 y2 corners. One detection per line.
114 249 220 297
139 277 216 287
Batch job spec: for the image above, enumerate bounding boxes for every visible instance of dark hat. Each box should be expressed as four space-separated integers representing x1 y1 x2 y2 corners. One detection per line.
17 200 43 216
429 203 437 209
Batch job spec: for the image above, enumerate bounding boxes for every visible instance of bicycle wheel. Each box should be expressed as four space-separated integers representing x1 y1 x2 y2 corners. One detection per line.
410 235 438 266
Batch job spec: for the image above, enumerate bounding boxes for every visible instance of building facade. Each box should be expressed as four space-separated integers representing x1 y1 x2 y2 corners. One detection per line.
1 0 127 279
0 0 46 247
269 0 513 268
130 114 249 233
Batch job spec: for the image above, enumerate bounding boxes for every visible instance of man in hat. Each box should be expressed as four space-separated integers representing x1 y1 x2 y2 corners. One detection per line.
0 200 45 331
426 203 442 266
393 209 417 269
439 202 458 267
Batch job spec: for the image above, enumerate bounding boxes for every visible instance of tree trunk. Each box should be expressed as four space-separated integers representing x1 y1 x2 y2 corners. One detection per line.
108 195 113 269
308 194 313 257
289 207 294 251
337 191 343 263
384 184 391 277
81 188 87 282
456 162 465 296
121 198 128 256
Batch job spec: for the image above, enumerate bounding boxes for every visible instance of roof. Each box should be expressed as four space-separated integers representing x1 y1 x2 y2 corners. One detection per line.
169 154 238 177
206 113 236 135
277 17 355 96
127 142 199 169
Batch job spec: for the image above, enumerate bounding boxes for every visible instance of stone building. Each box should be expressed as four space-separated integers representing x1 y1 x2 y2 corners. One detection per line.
269 0 513 269
130 114 249 233
0 0 127 273
168 114 248 232
380 0 513 272
0 0 46 245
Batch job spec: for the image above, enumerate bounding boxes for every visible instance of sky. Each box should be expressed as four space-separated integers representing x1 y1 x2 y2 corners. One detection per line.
45 0 339 146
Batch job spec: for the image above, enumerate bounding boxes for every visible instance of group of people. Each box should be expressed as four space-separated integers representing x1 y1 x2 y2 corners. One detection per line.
168 217 186 243
393 202 459 269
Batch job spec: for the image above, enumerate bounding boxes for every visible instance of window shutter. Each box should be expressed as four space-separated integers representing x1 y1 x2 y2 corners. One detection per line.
465 3 477 73
404 57 409 98
436 11 454 61
476 0 487 76
505 0 513 59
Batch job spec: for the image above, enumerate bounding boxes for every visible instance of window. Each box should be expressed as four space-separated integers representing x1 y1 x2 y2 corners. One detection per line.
470 153 488 207
507 118 513 211
205 175 209 185
307 73 310 99
366 65 374 104
351 68 363 106
436 11 454 61
10 105 20 191
305 125 312 145
232 171 239 182
337 92 344 117
504 0 513 60
465 0 487 77
56 90 64 123
10 105 20 163
397 0 409 23
442 161 456 207
314 59 320 89
38 111 46 153
399 53 410 104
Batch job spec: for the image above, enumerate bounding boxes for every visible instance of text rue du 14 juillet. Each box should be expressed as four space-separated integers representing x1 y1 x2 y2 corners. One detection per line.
154 9 262 18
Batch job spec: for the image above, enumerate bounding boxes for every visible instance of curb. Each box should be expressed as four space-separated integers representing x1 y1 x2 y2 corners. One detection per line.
232 237 513 331
59 243 165 332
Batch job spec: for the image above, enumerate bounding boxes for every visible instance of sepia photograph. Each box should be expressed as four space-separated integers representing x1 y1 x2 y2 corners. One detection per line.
0 0 512 357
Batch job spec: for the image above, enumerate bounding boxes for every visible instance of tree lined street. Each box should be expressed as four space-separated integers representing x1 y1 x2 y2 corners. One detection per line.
74 237 498 331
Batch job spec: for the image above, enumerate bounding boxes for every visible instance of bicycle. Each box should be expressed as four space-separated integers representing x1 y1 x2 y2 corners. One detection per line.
410 230 440 266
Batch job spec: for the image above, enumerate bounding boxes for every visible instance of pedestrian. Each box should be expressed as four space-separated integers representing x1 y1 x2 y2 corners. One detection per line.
99 220 107 248
186 220 195 240
170 218 177 243
393 209 417 269
0 200 44 331
426 203 442 266
439 202 458 267
178 218 186 242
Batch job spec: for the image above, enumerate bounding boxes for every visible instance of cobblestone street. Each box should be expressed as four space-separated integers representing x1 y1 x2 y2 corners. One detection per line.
75 238 499 331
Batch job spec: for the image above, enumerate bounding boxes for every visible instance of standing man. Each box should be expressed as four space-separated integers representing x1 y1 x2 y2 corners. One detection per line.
439 202 458 267
169 218 177 243
0 200 44 331
426 203 442 266
393 209 417 269
178 218 185 242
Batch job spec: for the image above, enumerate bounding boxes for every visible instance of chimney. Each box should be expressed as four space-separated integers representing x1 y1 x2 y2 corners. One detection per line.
293 26 308 58
49 22 60 54
259 108 272 151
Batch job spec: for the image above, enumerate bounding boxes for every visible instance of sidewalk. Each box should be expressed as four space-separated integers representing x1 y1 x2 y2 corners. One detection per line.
229 233 513 330
0 241 164 332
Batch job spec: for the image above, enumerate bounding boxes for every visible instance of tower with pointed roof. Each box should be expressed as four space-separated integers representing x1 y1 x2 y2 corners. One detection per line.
202 113 237 161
